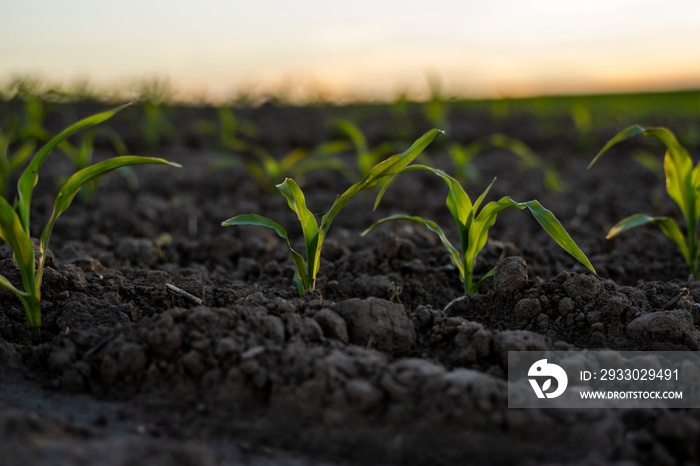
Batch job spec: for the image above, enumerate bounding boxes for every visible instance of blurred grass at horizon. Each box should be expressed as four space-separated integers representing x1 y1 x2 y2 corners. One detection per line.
2 74 700 110
2 74 699 120
2 74 699 155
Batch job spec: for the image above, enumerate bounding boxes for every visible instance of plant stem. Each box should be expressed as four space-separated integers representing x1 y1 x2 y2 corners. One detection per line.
30 327 41 344
465 269 473 295
21 295 41 344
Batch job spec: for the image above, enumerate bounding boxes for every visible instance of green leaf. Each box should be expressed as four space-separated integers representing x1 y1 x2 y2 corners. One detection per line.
607 214 690 264
691 162 700 192
222 130 443 296
280 148 310 172
321 128 443 235
590 125 699 277
372 164 477 256
362 214 464 281
373 164 472 216
466 197 595 279
469 266 496 294
487 133 539 168
222 214 311 293
276 178 321 283
519 199 596 274
16 103 131 232
335 119 369 156
9 141 36 172
472 177 496 217
37 156 180 286
0 273 28 297
644 128 697 224
587 125 645 169
366 129 444 182
0 195 35 293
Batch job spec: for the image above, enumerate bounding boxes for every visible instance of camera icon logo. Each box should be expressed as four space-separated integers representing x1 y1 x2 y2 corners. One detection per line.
528 359 568 399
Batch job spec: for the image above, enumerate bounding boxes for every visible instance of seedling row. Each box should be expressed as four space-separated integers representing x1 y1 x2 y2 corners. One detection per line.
1 93 699 345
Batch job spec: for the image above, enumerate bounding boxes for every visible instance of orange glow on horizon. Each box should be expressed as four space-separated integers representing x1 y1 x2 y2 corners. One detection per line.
2 0 700 103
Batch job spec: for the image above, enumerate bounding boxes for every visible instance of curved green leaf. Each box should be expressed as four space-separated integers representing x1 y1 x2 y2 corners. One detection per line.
691 163 700 192
520 199 595 274
280 148 310 172
487 133 539 168
16 103 132 232
9 141 36 172
335 119 369 156
587 125 645 169
467 197 595 279
469 266 497 294
222 129 443 296
362 214 464 281
276 178 321 282
590 125 699 277
606 213 664 238
222 213 311 293
0 195 35 293
372 164 482 257
373 164 473 221
37 156 180 286
0 273 28 297
643 128 698 229
607 214 689 264
321 128 443 234
371 166 412 210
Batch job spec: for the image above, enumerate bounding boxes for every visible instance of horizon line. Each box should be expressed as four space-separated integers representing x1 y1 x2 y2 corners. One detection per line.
2 73 700 105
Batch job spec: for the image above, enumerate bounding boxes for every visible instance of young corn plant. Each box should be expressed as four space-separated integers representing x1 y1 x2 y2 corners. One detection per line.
212 144 349 194
192 105 258 152
222 129 443 295
588 125 700 279
0 103 180 343
13 94 47 144
362 166 595 294
137 79 178 151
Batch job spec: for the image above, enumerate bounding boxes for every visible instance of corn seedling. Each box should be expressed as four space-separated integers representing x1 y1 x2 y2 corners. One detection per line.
0 103 180 343
141 101 178 150
449 134 565 192
223 129 443 295
136 79 178 151
192 105 258 152
0 95 48 156
362 166 595 294
589 125 700 279
215 105 258 150
213 143 349 194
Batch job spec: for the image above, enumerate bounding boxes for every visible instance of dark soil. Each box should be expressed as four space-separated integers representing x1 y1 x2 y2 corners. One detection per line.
2 101 700 465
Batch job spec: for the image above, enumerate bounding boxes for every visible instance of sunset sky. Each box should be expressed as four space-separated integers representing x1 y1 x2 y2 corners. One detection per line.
2 0 700 102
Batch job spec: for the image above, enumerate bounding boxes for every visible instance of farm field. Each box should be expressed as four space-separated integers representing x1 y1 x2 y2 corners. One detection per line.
2 90 700 465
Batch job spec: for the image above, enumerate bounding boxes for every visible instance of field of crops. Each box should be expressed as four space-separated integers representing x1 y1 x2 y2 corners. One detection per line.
2 88 700 465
